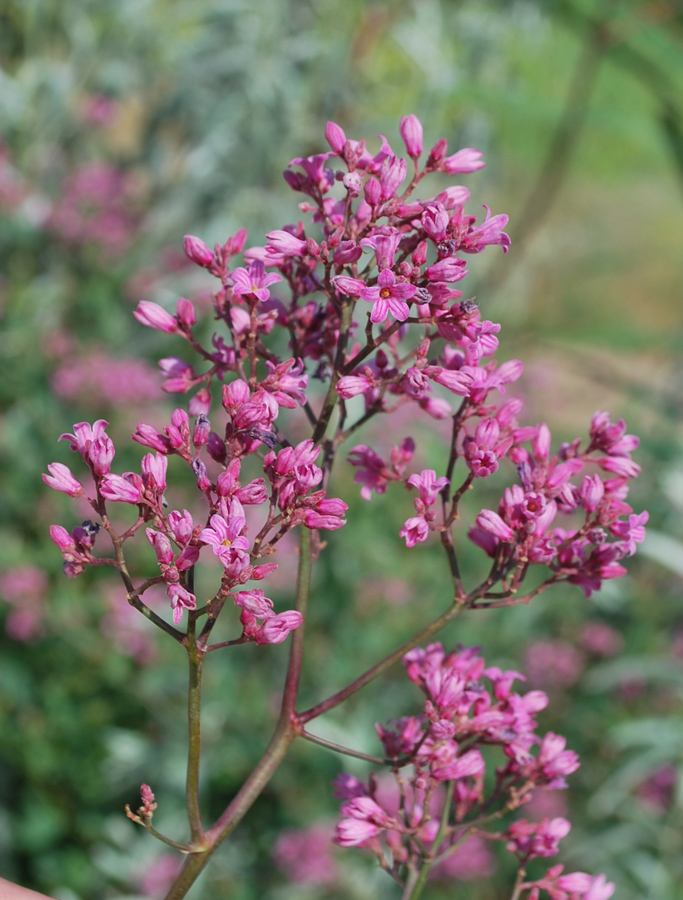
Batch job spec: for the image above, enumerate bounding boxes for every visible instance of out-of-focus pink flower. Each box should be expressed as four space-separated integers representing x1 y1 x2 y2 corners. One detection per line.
506 818 572 861
0 566 48 642
635 764 678 812
524 640 586 690
137 854 182 899
580 621 624 657
431 834 496 881
52 352 160 409
273 823 340 885
46 163 141 259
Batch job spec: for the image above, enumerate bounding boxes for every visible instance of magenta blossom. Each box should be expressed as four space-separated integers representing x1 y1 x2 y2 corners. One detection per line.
42 463 85 497
199 514 249 570
360 269 416 324
231 260 282 302
167 584 196 624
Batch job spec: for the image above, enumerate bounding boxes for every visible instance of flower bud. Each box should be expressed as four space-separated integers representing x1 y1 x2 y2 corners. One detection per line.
342 171 362 196
133 301 179 334
428 137 448 163
183 235 214 267
207 431 228 464
193 414 211 447
399 114 423 158
176 296 196 327
364 177 381 206
440 148 485 174
325 121 346 155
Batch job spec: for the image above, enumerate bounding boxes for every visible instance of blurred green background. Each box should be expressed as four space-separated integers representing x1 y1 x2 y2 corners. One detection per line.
1 0 682 898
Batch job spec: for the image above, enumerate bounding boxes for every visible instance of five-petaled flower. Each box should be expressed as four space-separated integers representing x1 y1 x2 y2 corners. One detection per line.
359 269 417 324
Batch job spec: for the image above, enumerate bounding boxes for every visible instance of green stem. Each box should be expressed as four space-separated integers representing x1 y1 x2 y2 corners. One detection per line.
144 823 192 853
281 527 312 716
298 598 467 725
163 718 297 900
185 615 206 845
510 865 527 900
300 729 388 765
312 302 353 444
400 865 420 900
163 526 315 900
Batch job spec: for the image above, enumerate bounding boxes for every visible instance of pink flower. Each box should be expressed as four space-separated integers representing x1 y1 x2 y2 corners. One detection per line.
167 584 196 624
133 301 179 334
256 610 303 644
439 147 485 174
59 419 111 459
100 473 143 504
360 269 416 324
379 155 407 199
334 818 380 847
421 203 449 241
141 453 168 493
325 121 346 155
461 205 511 254
336 374 372 398
266 230 307 258
183 234 214 267
304 509 347 531
476 509 515 542
199 514 249 570
42 463 85 497
407 469 449 506
399 114 423 158
234 589 274 618
360 229 402 269
506 817 571 860
133 423 171 454
332 275 367 297
231 260 282 302
399 515 430 547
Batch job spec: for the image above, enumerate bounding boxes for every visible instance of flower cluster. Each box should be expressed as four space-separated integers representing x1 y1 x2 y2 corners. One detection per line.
41 115 642 897
44 414 344 638
333 643 613 898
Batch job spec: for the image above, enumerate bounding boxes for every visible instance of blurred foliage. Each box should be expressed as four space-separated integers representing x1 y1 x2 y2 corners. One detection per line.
1 0 682 898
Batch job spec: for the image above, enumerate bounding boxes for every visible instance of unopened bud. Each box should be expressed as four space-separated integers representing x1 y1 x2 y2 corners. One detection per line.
183 235 214 268
364 177 381 207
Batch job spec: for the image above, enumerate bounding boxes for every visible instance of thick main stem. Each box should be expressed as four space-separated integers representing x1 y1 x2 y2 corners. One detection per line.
185 617 206 846
164 527 314 900
163 718 297 900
